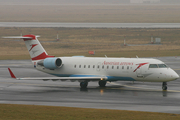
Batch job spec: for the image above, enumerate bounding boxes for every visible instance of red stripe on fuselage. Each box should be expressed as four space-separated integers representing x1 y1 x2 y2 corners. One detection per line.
133 63 148 72
32 52 54 61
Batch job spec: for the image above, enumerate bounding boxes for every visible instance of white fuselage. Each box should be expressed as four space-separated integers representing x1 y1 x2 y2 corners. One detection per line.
35 57 179 82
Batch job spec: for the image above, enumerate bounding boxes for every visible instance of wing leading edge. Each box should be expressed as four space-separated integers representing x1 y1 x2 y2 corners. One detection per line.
8 68 107 81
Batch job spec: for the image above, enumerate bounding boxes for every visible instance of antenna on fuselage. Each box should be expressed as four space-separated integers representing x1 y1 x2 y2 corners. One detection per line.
105 55 107 58
136 55 139 58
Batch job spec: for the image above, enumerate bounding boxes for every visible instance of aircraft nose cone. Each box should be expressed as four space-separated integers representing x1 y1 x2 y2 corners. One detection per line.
174 73 179 79
171 71 179 80
168 69 179 81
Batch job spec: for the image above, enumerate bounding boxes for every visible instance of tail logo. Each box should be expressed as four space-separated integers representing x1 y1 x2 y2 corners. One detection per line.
29 44 38 51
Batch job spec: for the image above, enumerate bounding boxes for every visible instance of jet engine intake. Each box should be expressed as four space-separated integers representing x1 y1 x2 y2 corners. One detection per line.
37 58 62 69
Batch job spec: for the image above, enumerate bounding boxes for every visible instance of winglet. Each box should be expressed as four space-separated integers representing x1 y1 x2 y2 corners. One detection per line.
8 68 16 78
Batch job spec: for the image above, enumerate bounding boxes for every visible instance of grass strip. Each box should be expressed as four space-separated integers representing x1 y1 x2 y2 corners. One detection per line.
0 50 180 60
0 104 180 120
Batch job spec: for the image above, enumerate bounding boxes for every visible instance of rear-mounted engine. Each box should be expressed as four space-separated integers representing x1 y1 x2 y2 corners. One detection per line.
37 58 62 69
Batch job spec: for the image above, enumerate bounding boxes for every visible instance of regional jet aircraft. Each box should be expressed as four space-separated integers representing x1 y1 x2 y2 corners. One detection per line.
5 35 179 90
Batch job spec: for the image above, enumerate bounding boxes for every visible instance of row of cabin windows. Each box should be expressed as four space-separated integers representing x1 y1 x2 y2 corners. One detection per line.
74 65 131 70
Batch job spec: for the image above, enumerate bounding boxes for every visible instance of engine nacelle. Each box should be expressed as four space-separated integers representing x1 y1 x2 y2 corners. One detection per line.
38 58 62 69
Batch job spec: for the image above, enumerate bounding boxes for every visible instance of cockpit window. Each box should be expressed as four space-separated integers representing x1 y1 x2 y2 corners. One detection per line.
149 64 168 68
158 64 167 68
149 64 158 68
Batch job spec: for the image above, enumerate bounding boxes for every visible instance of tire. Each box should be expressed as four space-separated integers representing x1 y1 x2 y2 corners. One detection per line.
98 80 107 87
80 82 88 88
162 86 167 90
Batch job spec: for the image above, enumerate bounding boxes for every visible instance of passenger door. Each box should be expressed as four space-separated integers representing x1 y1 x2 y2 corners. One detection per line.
96 62 101 71
136 67 144 78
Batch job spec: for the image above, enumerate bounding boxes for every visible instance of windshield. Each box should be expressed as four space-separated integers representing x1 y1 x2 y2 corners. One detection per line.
149 64 167 68
158 64 167 68
149 64 158 68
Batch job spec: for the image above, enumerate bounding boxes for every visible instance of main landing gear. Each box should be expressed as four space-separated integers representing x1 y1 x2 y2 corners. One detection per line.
80 80 107 89
162 82 167 90
98 80 107 87
80 81 88 89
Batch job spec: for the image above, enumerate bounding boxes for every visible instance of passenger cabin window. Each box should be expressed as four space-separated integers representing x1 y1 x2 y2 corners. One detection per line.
127 66 129 69
102 65 104 69
97 65 100 69
93 65 95 68
122 66 124 69
158 64 167 68
149 64 158 68
88 65 90 68
74 65 76 68
112 66 114 69
84 65 86 68
117 66 119 69
107 66 109 69
79 65 81 68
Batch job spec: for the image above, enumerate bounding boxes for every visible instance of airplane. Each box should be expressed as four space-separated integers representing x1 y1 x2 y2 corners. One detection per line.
5 34 179 90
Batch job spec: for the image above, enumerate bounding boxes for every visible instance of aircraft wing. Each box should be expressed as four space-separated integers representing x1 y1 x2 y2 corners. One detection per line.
8 68 107 81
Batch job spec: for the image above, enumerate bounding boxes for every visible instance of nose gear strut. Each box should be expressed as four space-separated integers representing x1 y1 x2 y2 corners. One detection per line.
162 82 167 90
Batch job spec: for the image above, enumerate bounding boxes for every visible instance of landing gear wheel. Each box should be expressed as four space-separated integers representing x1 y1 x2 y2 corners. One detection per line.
80 81 88 89
162 86 167 91
162 82 167 90
98 80 107 87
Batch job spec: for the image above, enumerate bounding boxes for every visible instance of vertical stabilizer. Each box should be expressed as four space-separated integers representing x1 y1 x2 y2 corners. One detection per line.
3 34 54 61
22 35 54 61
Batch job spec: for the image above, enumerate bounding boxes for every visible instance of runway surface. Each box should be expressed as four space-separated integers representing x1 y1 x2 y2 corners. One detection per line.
0 57 180 114
1 22 180 28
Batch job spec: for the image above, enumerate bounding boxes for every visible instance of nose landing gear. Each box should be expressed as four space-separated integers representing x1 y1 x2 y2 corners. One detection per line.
162 82 167 90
